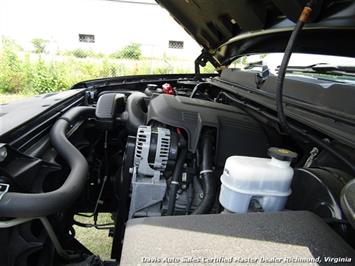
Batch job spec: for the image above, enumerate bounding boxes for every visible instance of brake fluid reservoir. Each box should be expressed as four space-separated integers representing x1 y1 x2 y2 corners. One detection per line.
219 148 297 213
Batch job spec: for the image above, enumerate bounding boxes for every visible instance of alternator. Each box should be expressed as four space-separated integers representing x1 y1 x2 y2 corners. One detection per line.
129 126 177 218
134 126 171 179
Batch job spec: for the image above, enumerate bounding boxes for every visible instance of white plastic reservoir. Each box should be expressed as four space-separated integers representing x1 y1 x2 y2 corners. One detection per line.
219 148 297 213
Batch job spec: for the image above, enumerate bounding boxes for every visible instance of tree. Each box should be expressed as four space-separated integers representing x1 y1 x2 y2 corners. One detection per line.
32 38 48 54
111 43 142 60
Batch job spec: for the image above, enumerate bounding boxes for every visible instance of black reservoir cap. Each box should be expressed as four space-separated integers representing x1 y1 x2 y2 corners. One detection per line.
268 147 298 162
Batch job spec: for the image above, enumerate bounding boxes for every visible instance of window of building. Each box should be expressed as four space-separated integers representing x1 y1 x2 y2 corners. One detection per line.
168 40 184 49
79 34 95 43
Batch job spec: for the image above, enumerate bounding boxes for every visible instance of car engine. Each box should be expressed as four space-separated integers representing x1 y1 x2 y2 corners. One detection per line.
0 78 354 265
2 0 355 264
119 91 269 219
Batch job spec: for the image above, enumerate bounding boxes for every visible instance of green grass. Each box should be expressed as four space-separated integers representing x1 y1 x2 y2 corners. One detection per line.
74 213 114 261
0 38 215 96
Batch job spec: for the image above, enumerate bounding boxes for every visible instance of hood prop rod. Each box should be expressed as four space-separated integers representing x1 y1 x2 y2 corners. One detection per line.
276 1 315 132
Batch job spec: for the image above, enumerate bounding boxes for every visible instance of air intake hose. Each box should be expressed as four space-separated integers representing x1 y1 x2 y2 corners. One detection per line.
124 92 147 134
0 106 95 218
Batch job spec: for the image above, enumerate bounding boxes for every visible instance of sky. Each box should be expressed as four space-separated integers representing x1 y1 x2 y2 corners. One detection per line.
1 0 355 65
0 0 201 56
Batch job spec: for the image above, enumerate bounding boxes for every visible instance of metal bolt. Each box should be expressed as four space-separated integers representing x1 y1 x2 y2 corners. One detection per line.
0 145 7 162
129 167 133 174
181 172 187 182
199 192 204 199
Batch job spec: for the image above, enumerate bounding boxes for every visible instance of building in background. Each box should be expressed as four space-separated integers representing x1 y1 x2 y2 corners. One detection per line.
0 0 201 59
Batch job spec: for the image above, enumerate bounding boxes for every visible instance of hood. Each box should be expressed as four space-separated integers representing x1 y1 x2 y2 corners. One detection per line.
156 0 355 66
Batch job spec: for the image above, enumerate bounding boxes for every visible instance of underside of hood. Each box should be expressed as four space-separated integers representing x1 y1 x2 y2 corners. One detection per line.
156 0 355 66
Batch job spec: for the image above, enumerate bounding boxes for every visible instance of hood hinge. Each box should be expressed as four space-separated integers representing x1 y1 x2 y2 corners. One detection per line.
194 49 220 80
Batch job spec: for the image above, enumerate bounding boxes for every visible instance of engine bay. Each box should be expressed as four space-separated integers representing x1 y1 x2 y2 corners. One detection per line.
0 73 354 265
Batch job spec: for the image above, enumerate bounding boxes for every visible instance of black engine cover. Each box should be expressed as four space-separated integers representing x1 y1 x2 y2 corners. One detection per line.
147 94 269 166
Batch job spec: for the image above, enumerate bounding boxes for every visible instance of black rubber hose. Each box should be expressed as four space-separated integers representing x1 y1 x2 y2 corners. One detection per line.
192 132 215 215
167 139 187 215
124 92 147 134
276 3 313 132
0 106 95 218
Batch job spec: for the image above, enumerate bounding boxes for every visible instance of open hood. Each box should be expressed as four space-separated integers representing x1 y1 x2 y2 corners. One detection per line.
156 0 355 66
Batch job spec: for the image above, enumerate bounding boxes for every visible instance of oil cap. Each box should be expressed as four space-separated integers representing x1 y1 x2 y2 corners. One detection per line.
268 147 298 162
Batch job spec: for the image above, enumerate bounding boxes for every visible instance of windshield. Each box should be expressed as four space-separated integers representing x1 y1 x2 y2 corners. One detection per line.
232 53 355 84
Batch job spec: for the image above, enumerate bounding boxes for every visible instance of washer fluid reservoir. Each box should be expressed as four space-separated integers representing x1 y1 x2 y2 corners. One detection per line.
219 147 297 213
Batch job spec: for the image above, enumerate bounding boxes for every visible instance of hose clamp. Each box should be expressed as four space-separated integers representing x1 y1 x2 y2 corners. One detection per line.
0 183 10 201
200 169 213 175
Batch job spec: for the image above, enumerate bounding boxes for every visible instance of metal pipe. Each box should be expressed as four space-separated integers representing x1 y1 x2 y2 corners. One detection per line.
0 217 36 228
39 217 72 261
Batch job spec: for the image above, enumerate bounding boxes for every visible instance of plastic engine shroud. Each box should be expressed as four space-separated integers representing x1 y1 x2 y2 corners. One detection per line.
147 94 269 166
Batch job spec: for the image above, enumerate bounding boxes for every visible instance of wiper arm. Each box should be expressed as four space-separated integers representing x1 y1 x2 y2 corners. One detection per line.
277 63 355 77
312 64 355 73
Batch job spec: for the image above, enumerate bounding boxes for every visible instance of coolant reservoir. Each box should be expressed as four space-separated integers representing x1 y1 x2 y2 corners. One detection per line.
219 148 297 213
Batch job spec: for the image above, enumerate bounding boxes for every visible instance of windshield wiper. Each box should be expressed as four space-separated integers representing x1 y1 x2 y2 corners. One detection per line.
312 64 355 73
277 63 355 77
